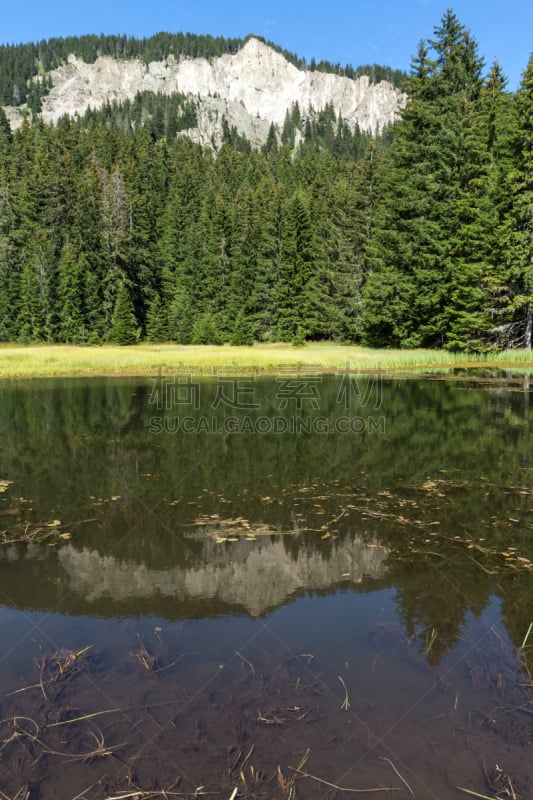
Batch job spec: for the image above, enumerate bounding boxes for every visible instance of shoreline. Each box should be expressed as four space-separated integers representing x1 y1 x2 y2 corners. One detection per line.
0 342 532 379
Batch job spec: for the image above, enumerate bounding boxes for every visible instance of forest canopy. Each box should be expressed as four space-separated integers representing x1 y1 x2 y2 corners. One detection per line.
0 10 531 351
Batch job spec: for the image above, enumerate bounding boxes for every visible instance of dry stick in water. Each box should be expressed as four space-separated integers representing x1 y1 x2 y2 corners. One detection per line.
456 789 501 800
338 675 350 710
46 697 192 728
379 757 415 797
289 768 402 793
234 650 255 676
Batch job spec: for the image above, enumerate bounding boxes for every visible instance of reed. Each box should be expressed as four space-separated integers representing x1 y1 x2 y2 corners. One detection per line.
0 342 531 378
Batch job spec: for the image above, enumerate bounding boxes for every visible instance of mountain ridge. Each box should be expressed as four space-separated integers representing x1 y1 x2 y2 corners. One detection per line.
2 36 406 147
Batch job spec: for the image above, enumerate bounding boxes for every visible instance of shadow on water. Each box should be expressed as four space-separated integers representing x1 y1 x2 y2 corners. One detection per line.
0 373 531 799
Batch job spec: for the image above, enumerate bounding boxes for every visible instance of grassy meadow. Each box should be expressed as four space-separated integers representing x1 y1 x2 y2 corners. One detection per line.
0 342 532 378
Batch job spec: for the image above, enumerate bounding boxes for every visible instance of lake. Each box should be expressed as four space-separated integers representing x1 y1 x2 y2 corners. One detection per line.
0 371 531 800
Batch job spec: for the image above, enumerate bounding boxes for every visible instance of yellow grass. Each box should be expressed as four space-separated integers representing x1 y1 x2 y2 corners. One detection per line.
0 341 531 378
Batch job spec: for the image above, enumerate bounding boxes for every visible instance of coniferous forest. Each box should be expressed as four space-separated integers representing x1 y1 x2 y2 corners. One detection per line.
0 10 531 351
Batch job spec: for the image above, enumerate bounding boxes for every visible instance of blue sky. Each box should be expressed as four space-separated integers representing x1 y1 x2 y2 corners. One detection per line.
1 0 532 90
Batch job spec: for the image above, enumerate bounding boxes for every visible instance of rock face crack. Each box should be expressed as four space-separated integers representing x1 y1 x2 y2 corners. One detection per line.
3 37 405 145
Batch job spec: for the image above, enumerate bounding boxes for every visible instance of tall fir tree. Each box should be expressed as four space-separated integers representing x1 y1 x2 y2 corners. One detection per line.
363 13 488 349
277 191 320 341
108 282 138 344
58 241 86 343
504 54 533 348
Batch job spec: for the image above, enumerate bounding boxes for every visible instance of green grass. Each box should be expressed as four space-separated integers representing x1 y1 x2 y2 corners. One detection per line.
0 341 532 378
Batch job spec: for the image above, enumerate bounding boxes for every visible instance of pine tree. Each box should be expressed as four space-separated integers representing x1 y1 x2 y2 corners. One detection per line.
263 123 278 155
191 312 223 345
0 19 529 352
58 241 86 343
321 144 379 341
230 308 254 345
0 107 12 149
77 161 106 337
17 229 57 341
444 62 515 350
100 164 131 328
108 282 138 344
0 162 19 340
504 55 533 348
363 14 487 349
168 285 195 343
277 191 319 341
145 292 169 341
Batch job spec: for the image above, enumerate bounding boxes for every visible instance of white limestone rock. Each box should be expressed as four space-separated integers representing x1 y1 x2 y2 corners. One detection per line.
3 37 406 144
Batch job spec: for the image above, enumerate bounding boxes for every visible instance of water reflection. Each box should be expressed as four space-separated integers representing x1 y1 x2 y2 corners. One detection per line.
0 374 531 640
1 532 388 617
0 373 531 799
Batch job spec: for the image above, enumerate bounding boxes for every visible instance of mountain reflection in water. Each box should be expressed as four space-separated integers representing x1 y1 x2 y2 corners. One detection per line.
0 373 531 799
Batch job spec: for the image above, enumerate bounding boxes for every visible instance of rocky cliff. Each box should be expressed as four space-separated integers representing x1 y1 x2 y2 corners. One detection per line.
3 37 405 147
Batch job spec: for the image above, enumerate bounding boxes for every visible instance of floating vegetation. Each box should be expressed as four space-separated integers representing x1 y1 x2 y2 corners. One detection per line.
288 765 403 794
41 724 125 763
425 628 438 656
89 495 122 506
0 788 30 800
485 765 523 799
130 634 184 676
17 646 92 704
0 517 72 545
338 675 351 710
379 757 415 797
458 763 525 799
518 622 533 681
193 514 282 540
190 477 532 582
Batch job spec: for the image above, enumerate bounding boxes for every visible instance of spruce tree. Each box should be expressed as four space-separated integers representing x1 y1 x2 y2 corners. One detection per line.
0 107 12 149
191 312 223 345
230 309 254 345
58 241 86 343
505 54 533 348
109 282 138 344
0 163 19 340
168 285 195 343
363 14 487 349
445 62 515 349
145 292 169 341
277 191 319 341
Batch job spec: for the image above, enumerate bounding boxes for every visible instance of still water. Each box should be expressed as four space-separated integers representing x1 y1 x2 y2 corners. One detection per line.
0 372 531 799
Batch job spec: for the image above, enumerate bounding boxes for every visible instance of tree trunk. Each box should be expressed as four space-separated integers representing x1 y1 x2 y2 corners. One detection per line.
525 303 533 350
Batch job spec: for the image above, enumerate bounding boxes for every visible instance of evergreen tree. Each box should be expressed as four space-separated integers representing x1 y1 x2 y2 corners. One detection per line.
504 54 533 348
100 164 131 327
145 292 169 341
444 62 515 350
58 241 86 343
0 107 12 148
363 14 487 349
277 191 320 341
17 229 57 341
78 160 106 337
108 282 138 344
326 143 379 341
263 123 278 155
191 312 223 345
230 308 254 345
168 285 195 343
0 163 19 340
